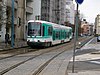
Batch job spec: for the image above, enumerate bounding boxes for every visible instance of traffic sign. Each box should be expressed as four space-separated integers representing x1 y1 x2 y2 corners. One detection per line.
75 0 84 4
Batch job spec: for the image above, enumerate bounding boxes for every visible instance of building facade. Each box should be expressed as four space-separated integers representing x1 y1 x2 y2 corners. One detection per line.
0 0 74 42
52 0 66 24
0 0 26 42
81 20 90 36
0 0 7 42
66 0 75 25
0 0 18 42
95 14 100 36
29 0 66 24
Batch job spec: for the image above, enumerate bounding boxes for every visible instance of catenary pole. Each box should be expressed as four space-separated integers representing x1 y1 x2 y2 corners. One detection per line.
72 0 84 73
72 3 79 73
11 0 14 48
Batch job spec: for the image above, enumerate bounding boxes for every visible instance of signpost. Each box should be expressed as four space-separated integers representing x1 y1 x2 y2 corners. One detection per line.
72 0 84 73
75 0 84 4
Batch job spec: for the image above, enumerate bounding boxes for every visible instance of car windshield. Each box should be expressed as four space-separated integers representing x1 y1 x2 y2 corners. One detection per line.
28 22 41 36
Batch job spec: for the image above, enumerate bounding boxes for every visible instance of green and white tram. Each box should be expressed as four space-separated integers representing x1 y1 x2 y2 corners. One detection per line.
27 20 72 47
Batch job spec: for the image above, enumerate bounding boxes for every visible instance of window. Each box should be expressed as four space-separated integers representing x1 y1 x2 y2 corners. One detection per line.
56 31 59 39
43 26 45 36
0 25 1 31
28 22 41 36
48 26 52 36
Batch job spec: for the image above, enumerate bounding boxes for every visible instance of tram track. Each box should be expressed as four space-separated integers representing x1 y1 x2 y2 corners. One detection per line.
0 41 72 75
0 37 92 75
2 43 72 75
32 47 72 75
0 47 38 60
31 37 93 75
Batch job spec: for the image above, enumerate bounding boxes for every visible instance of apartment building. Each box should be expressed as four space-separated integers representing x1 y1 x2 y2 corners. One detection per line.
0 0 27 42
95 14 100 36
0 0 18 42
81 20 90 36
50 0 66 24
29 0 66 24
29 0 51 22
66 0 75 25
0 0 71 42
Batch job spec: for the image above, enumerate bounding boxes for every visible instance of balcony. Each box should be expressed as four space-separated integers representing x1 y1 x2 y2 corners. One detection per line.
26 6 33 14
7 0 17 9
26 0 33 2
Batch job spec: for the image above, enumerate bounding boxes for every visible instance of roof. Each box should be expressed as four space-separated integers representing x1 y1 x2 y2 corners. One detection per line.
28 20 72 30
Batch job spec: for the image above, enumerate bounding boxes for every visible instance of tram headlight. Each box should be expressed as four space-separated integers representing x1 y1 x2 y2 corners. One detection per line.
34 38 37 42
27 40 30 43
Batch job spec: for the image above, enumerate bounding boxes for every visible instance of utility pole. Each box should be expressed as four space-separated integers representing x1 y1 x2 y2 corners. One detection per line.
11 0 14 48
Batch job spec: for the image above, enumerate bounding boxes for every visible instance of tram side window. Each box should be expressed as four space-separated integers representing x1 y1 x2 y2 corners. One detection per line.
53 31 55 40
68 32 70 38
43 26 45 36
56 31 59 39
48 26 52 36
66 32 68 38
65 32 67 38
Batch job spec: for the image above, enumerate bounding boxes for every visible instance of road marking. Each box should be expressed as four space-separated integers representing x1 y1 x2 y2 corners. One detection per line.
85 38 94 45
90 61 100 65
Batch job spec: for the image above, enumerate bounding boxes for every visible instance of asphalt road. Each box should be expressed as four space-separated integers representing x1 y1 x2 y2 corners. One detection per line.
67 37 100 74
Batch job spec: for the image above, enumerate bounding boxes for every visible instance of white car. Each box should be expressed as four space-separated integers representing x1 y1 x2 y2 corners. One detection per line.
97 36 100 42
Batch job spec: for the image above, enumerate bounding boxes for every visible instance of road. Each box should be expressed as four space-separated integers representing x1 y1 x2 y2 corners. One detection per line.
0 37 92 75
68 37 100 74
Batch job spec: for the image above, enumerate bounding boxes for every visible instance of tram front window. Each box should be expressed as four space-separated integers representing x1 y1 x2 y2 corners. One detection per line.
28 22 41 36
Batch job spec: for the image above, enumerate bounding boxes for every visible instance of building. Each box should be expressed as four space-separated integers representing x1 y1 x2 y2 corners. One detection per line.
28 0 66 24
66 0 75 25
89 24 94 35
95 14 100 36
0 0 18 42
0 0 27 42
0 0 71 42
81 20 90 36
52 0 66 24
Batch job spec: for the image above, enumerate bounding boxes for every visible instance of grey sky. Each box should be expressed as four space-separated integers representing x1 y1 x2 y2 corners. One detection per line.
74 0 100 23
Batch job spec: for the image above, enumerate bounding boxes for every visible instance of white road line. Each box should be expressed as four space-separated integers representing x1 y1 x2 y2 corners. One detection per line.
90 61 100 65
85 38 94 45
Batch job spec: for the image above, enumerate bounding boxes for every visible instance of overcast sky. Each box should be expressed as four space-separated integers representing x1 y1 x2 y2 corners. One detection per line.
73 0 100 23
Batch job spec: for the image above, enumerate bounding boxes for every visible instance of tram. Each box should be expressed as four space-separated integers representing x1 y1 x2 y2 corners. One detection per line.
27 20 73 47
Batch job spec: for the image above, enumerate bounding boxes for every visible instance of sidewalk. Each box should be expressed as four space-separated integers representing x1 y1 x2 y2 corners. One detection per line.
0 40 28 51
67 50 100 75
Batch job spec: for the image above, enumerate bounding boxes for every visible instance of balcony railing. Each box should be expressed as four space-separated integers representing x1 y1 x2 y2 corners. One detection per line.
26 0 33 2
26 6 33 14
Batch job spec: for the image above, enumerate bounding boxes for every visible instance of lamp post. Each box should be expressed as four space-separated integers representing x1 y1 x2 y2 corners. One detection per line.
11 0 14 48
